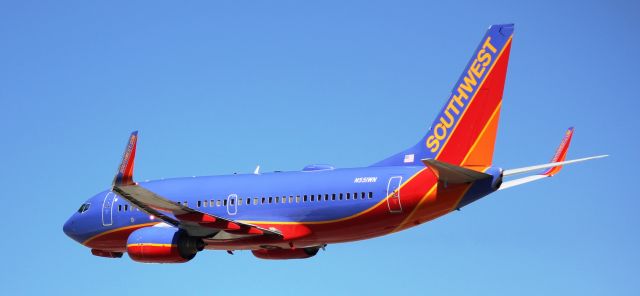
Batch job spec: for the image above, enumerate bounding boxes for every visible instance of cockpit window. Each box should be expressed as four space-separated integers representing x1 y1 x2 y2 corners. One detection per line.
77 203 91 213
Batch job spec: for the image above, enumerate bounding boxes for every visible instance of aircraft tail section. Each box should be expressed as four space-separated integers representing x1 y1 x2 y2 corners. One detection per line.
373 24 514 170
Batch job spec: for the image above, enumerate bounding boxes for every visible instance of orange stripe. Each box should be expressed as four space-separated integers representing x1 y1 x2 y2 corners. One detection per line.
460 101 503 167
127 243 174 248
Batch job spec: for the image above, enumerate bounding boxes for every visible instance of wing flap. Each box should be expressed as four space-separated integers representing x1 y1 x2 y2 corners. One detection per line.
114 184 281 237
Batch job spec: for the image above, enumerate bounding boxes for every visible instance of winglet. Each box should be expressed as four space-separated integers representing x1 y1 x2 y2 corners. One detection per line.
113 131 138 186
542 127 574 176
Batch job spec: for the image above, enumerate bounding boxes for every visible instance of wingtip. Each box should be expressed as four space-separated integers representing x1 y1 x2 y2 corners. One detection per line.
542 128 576 176
113 131 139 186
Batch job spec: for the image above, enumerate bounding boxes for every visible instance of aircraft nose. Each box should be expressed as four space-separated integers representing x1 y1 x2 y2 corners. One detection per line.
63 214 87 244
63 216 76 238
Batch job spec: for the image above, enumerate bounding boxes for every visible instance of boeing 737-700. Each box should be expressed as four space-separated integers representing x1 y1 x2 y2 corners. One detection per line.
63 24 606 262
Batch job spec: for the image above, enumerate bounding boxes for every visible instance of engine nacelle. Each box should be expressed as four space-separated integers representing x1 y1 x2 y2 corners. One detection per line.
126 227 203 263
252 247 320 260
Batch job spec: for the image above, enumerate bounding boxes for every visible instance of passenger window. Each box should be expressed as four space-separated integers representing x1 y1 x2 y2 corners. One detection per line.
197 201 202 207
238 198 243 205
339 193 343 200
223 200 227 206
282 196 287 204
325 194 329 201
289 196 293 203
261 197 266 204
183 201 188 207
124 204 129 211
368 192 373 199
346 193 351 200
303 195 308 202
246 198 251 205
118 205 122 212
254 198 258 205
275 196 279 203
353 193 357 200
310 195 315 202
268 197 273 204
332 194 336 201
296 195 300 203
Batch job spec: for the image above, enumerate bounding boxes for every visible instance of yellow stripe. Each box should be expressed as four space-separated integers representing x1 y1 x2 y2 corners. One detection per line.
391 183 438 233
238 168 429 225
434 37 513 160
459 100 503 165
82 222 160 245
126 243 174 248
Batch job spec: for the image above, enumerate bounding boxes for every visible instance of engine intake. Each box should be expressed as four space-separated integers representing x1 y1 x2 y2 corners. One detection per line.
252 247 320 260
126 227 203 263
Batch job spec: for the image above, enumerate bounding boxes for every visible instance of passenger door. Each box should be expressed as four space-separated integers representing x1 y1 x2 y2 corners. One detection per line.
102 191 116 226
227 194 238 215
386 176 403 213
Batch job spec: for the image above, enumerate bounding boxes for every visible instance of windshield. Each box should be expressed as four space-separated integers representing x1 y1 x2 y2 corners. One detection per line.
77 203 90 213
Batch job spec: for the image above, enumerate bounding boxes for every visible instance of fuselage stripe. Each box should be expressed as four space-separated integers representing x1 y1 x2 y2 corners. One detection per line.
82 222 160 245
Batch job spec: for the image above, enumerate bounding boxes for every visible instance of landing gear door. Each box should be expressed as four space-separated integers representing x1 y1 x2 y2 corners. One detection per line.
386 176 403 213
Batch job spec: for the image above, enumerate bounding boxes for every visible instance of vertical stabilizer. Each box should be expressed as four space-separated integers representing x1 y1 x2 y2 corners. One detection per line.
373 24 514 171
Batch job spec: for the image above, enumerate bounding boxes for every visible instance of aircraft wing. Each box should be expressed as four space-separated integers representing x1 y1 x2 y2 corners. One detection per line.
499 127 607 190
111 131 282 239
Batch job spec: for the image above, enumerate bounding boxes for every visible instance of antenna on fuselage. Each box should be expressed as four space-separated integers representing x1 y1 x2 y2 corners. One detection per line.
253 165 260 175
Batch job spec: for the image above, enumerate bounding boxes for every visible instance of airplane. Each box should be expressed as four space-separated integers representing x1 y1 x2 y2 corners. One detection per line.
63 24 606 262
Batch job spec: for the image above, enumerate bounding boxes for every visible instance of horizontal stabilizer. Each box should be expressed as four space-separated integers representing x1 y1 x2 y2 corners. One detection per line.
422 159 492 184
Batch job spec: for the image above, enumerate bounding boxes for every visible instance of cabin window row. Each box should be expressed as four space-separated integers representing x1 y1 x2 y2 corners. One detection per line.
116 204 141 212
193 192 375 208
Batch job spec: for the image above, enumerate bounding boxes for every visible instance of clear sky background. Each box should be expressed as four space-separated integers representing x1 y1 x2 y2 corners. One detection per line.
1 1 638 295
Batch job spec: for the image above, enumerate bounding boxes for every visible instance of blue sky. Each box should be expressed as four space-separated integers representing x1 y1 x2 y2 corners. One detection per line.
1 1 638 295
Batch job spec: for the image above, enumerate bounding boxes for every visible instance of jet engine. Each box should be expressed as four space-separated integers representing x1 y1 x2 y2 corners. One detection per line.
252 246 321 260
126 226 203 263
